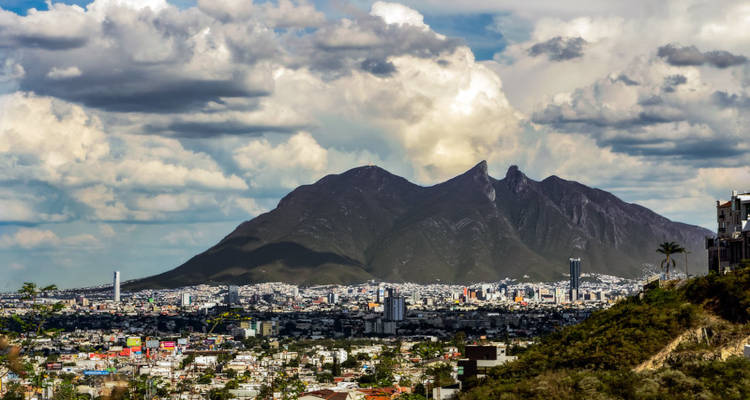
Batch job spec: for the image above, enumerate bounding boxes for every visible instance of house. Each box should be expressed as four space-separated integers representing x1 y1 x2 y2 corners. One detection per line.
707 190 750 273
299 389 362 400
457 345 516 384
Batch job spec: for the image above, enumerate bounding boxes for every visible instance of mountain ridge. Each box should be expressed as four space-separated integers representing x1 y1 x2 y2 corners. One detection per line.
125 161 712 289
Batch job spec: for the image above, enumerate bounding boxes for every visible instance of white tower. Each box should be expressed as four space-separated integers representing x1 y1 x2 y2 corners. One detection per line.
113 271 121 303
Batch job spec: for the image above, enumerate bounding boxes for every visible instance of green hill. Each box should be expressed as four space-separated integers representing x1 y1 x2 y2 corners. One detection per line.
462 268 750 400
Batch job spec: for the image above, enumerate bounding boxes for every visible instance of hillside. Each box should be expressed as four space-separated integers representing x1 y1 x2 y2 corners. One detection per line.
126 161 712 289
462 268 750 400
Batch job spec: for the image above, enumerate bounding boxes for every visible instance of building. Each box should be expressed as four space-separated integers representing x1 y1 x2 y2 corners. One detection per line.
457 345 516 384
327 292 338 304
707 190 750 273
569 258 581 302
225 286 240 305
384 288 405 321
75 295 89 307
554 287 566 304
181 293 191 307
364 318 397 335
113 271 120 303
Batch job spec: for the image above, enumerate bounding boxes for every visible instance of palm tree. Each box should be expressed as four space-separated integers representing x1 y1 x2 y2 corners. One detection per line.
657 242 686 280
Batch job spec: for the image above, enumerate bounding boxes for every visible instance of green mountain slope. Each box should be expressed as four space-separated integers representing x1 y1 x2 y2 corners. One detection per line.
462 268 750 400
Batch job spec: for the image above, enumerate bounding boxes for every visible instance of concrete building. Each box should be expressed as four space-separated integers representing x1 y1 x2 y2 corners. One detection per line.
708 190 750 273
569 258 581 302
181 293 191 307
113 271 120 303
457 345 516 384
226 286 240 305
384 288 405 321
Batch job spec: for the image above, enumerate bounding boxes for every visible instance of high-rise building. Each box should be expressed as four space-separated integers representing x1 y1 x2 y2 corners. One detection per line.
113 271 120 303
181 293 191 307
226 286 240 305
569 258 581 302
327 292 338 304
384 288 406 321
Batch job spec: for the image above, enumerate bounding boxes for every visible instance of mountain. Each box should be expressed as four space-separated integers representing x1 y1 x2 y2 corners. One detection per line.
126 161 712 289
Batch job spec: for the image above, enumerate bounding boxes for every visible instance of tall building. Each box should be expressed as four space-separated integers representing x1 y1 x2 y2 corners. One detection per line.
226 286 240 305
569 258 581 302
384 288 406 321
113 271 120 303
554 287 565 304
181 293 191 307
707 190 750 273
327 292 338 304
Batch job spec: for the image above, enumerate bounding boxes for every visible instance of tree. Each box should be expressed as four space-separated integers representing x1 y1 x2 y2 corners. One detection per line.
1 383 25 400
426 363 455 387
657 242 686 280
52 380 83 400
452 331 466 355
412 383 427 397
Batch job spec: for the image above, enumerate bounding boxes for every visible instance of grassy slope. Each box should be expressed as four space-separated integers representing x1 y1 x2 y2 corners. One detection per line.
462 269 750 400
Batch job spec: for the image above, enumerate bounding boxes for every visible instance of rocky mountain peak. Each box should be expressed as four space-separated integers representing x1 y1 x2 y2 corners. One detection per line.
447 160 495 201
505 165 530 193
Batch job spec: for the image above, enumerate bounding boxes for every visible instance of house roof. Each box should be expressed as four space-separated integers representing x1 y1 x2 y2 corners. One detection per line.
300 389 350 400
356 387 399 399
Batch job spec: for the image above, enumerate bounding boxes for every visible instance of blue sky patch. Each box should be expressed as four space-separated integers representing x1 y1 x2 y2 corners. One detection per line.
423 13 506 61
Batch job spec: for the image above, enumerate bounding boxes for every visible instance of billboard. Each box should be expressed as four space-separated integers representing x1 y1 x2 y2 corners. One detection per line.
83 370 109 376
130 346 142 354
126 337 141 347
177 338 188 345
160 341 176 349
46 363 62 370
146 340 160 349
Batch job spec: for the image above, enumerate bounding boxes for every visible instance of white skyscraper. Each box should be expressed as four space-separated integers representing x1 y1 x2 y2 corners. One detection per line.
113 271 121 303
181 292 191 307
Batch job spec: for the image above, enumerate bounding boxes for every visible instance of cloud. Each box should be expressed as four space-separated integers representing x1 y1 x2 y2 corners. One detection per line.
371 1 430 30
657 44 747 68
0 228 59 249
360 58 397 76
2 0 750 289
528 36 586 61
0 4 93 50
197 0 324 28
234 132 329 189
0 92 249 223
46 66 81 79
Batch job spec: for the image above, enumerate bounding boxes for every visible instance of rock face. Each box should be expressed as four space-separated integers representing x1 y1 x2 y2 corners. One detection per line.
127 161 712 289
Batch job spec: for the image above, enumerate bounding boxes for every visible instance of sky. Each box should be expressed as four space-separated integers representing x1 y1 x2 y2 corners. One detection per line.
1 0 749 289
